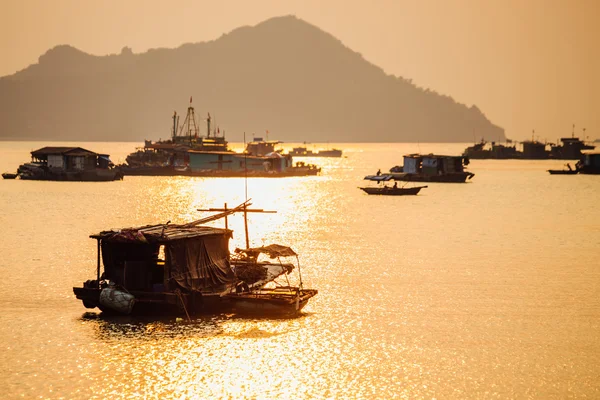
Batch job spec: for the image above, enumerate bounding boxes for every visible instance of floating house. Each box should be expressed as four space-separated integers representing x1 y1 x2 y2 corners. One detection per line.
386 154 474 183
16 147 122 181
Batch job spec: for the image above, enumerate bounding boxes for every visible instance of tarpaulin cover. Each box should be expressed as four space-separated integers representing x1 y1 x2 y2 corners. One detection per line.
237 244 297 259
167 235 235 291
364 174 393 182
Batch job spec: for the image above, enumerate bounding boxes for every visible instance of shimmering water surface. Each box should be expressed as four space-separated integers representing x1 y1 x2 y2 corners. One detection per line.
0 141 599 399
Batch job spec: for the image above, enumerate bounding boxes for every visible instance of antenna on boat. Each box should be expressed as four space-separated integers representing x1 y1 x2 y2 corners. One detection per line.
244 131 249 248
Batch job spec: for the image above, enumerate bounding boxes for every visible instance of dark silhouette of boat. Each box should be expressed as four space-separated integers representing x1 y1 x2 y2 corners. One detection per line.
463 139 522 159
359 185 427 196
13 147 122 181
548 163 578 175
119 101 321 177
73 201 317 318
288 145 343 157
367 154 474 183
2 172 18 179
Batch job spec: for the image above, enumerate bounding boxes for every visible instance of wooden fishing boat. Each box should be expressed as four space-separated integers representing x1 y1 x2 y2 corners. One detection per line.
73 201 317 318
366 153 474 183
359 185 426 196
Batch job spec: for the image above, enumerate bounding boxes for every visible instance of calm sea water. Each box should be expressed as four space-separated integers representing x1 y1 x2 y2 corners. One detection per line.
0 141 598 399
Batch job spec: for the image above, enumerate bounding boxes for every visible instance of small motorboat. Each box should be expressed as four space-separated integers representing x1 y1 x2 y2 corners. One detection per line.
2 172 18 179
359 185 427 196
548 163 578 175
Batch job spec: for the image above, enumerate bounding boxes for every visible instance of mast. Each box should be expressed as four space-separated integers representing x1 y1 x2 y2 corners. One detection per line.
178 97 199 146
197 201 276 249
207 113 211 138
172 111 178 141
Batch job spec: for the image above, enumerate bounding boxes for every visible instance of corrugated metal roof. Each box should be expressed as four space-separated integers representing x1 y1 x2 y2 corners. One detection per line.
31 147 98 156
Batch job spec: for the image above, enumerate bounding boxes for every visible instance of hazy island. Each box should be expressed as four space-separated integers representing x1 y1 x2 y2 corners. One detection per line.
0 15 504 143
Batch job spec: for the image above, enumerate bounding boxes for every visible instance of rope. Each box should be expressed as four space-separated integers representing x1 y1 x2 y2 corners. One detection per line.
174 289 191 322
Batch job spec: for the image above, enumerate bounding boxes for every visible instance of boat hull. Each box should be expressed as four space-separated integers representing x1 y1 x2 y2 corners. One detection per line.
222 288 318 317
118 166 320 177
73 286 317 317
389 172 474 183
73 287 228 316
18 169 123 181
547 170 578 175
359 186 426 195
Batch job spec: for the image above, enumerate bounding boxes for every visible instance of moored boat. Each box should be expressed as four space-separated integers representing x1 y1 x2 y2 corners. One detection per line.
14 147 122 181
548 163 578 175
2 172 18 179
359 185 426 196
73 202 317 318
367 154 474 183
288 146 343 158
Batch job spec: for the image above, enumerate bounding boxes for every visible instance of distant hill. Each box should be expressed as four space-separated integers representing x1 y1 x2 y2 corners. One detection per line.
0 15 504 142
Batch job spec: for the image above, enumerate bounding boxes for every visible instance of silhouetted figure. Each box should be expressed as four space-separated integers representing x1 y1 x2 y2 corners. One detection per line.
376 169 381 176
393 182 397 189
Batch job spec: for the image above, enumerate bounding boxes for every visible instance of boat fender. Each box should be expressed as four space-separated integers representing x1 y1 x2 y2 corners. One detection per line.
99 287 135 314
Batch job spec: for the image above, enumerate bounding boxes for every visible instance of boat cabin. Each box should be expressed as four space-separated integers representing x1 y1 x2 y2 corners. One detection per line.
245 137 282 156
30 147 113 170
188 150 292 173
74 222 236 314
92 224 234 293
402 154 467 175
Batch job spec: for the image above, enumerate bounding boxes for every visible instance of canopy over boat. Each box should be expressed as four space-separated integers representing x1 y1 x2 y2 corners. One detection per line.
234 244 297 259
91 223 234 292
363 174 393 182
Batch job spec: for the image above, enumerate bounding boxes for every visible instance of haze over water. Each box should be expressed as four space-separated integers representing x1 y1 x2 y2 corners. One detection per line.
0 141 599 399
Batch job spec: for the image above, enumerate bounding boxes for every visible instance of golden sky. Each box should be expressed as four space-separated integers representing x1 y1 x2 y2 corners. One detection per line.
1 0 598 141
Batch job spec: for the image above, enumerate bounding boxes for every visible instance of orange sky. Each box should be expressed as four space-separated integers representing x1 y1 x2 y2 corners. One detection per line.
1 0 598 141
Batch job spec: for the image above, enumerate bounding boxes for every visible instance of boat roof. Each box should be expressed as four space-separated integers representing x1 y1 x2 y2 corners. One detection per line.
234 244 297 258
403 153 463 159
31 147 100 157
188 150 237 155
364 174 393 181
91 224 231 243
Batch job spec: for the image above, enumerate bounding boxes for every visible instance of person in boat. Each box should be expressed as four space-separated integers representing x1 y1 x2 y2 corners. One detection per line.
393 182 398 189
376 169 381 176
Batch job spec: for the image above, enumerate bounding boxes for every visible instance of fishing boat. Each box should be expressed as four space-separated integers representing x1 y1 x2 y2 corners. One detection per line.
119 98 230 176
359 174 427 195
359 185 426 196
547 163 578 175
367 154 474 183
119 103 321 177
73 202 317 317
288 146 343 158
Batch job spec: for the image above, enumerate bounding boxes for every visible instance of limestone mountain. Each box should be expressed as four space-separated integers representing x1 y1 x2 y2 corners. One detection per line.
0 15 504 142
